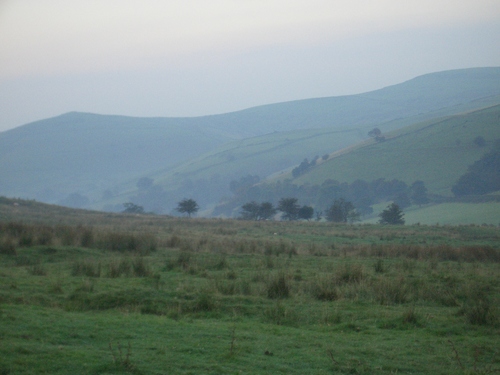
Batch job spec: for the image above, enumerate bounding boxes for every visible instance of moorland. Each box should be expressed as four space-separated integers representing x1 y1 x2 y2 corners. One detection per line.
0 197 499 374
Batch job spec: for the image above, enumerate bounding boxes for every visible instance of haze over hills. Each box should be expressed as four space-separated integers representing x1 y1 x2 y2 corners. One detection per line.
1 67 500 218
213 104 500 223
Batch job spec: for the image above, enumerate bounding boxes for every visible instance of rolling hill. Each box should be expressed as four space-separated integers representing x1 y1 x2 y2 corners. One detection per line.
213 104 500 224
1 67 500 214
292 104 500 196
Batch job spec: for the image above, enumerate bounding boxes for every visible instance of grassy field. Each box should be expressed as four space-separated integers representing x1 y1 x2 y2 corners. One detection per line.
362 202 500 226
293 104 500 196
0 198 499 374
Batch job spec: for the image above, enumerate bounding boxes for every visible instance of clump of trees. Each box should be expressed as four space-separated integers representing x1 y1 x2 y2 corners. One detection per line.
122 202 145 214
452 139 500 196
325 198 359 223
292 156 319 178
240 201 276 221
217 176 430 219
277 198 314 221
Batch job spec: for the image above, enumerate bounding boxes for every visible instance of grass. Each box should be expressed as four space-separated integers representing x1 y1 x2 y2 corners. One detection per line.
294 104 500 196
0 199 499 374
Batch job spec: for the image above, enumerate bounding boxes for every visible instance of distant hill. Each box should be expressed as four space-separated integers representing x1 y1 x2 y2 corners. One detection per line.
212 104 500 223
1 67 500 213
0 112 237 202
290 104 500 196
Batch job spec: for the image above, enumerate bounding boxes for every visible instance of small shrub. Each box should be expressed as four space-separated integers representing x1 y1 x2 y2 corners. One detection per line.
36 229 53 246
80 228 94 248
72 260 101 277
402 306 420 325
264 301 287 325
239 279 252 295
107 258 132 278
266 273 290 299
215 279 237 295
132 257 152 277
28 263 47 276
373 259 385 273
372 276 408 305
335 263 364 285
310 276 338 301
19 232 33 247
460 298 498 326
0 239 16 255
48 281 64 294
211 254 229 270
75 279 95 293
177 251 192 269
193 292 216 312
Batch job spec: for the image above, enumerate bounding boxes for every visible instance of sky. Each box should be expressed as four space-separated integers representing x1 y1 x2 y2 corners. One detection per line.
1 0 500 132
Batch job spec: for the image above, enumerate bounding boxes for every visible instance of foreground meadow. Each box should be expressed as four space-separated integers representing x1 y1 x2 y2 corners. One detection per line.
0 199 499 374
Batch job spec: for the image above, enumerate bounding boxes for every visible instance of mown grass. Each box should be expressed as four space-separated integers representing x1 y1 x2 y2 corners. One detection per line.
0 201 499 374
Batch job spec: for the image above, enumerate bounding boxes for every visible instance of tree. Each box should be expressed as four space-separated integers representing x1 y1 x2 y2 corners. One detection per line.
240 201 277 221
298 205 314 221
379 203 405 225
277 197 300 221
240 201 260 220
259 202 277 221
368 128 385 141
122 202 145 214
452 140 500 196
368 128 381 138
410 180 429 206
325 198 359 223
176 198 199 217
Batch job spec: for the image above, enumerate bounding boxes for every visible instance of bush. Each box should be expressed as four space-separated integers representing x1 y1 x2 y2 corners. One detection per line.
267 273 290 299
72 260 101 277
335 263 364 285
372 276 409 305
0 239 16 255
132 257 152 277
310 276 338 301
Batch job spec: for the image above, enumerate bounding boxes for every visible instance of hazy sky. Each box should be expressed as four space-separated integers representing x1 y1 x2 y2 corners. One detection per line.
1 0 500 131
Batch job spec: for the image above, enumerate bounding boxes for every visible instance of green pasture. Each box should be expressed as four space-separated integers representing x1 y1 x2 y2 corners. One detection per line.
0 199 499 374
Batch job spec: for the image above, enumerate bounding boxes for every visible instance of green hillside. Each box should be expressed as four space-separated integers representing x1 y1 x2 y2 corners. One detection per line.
292 104 500 196
0 112 236 202
1 67 500 213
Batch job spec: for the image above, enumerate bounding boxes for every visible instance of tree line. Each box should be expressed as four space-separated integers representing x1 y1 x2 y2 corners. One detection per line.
214 176 429 218
239 197 405 225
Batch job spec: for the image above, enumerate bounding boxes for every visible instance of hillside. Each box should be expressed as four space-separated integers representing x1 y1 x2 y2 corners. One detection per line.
1 67 500 212
292 104 500 196
211 104 500 223
0 112 237 202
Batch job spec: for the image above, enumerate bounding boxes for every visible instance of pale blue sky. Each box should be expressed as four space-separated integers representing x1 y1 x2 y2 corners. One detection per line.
1 0 500 131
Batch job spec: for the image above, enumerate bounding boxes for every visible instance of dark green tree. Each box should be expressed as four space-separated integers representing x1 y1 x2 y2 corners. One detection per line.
240 201 260 220
240 201 277 221
325 198 359 223
410 180 429 206
122 202 145 214
379 203 405 225
452 140 500 196
176 198 199 217
277 197 300 221
259 202 277 220
298 205 314 221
